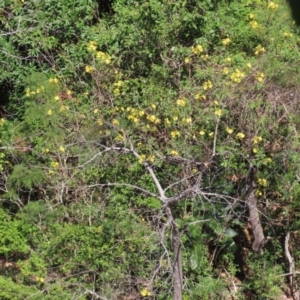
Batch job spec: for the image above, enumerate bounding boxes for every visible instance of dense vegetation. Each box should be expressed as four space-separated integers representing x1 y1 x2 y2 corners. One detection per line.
1 0 300 299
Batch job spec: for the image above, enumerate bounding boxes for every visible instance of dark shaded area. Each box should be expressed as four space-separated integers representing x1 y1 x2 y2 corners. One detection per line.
97 0 114 16
288 0 300 25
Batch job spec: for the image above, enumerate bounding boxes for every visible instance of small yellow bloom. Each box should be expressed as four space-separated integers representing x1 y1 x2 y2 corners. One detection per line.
202 80 213 90
66 90 72 96
112 119 119 126
252 147 258 153
140 288 151 297
183 117 192 124
94 109 99 114
165 118 171 125
87 41 97 52
249 13 255 19
184 57 191 63
50 161 59 168
138 154 146 164
148 155 155 163
0 118 5 126
258 178 268 187
222 67 229 75
208 132 214 137
268 2 278 10
283 32 293 38
192 44 204 54
250 21 259 29
170 130 181 138
58 146 65 152
254 45 265 56
253 136 262 144
264 157 272 164
222 38 231 46
169 150 179 156
224 57 232 63
215 109 222 116
256 72 265 82
85 65 95 73
199 130 205 136
226 127 233 134
246 63 252 69
173 116 178 121
97 119 103 126
236 132 245 139
54 95 60 101
255 190 262 197
176 98 186 107
151 104 156 109
43 148 50 153
36 277 44 283
47 109 52 115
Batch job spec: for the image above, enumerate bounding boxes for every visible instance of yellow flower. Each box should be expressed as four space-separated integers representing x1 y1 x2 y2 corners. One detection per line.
246 63 252 69
170 130 181 138
226 127 233 134
268 2 278 10
58 146 65 152
184 57 191 63
36 277 44 283
47 109 52 115
194 93 206 100
252 136 262 144
222 38 231 46
252 147 258 153
151 104 156 109
192 44 204 54
50 161 59 168
147 115 160 124
222 67 229 75
199 130 205 136
224 57 232 63
249 13 255 19
209 132 214 137
283 32 293 38
250 21 259 29
96 51 111 64
176 98 186 107
94 109 99 114
183 117 192 124
202 80 213 90
173 116 178 121
112 119 119 126
258 178 268 187
87 41 97 52
0 118 5 126
254 45 265 56
236 132 245 139
43 148 50 153
169 150 179 156
256 72 265 82
49 78 59 84
66 90 72 96
148 155 155 163
97 119 103 126
215 109 222 116
165 118 171 125
54 95 60 101
140 288 151 297
85 65 94 73
255 190 262 197
264 157 272 164
138 155 146 164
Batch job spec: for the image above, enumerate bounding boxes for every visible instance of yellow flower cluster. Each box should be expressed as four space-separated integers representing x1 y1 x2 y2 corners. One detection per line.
138 155 155 164
236 132 245 139
49 78 59 84
0 118 5 126
147 114 160 124
192 44 204 54
36 277 45 283
254 44 265 56
230 69 245 83
50 161 59 168
256 72 265 82
253 136 262 144
96 51 111 64
169 150 179 156
222 67 229 75
226 127 233 134
268 2 278 10
222 38 231 46
202 80 213 90
58 146 65 152
255 190 262 197
113 80 124 95
194 93 206 100
283 32 293 38
182 117 192 124
140 289 151 297
215 109 222 116
112 119 119 126
85 65 94 73
250 21 259 29
47 109 52 115
170 130 180 138
127 107 145 123
176 98 186 107
25 86 45 97
258 178 268 187
87 41 97 52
